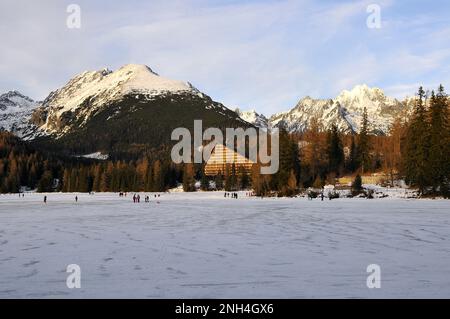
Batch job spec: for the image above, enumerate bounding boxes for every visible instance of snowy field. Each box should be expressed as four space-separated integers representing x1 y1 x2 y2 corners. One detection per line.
0 192 449 299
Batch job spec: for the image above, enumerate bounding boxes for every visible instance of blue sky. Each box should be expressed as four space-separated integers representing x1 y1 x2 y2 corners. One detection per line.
0 0 449 114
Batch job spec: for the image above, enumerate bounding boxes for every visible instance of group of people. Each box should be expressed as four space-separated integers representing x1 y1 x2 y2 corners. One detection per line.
307 191 325 201
132 193 161 203
132 194 141 203
41 192 161 203
223 192 258 199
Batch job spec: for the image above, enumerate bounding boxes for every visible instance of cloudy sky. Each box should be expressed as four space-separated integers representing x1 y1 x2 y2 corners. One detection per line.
0 0 449 114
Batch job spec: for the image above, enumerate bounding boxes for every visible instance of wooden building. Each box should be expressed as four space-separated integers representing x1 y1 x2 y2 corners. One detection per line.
204 144 255 176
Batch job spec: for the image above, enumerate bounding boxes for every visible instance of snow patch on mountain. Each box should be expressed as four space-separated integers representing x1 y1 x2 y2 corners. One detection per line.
34 64 201 135
335 84 405 133
0 91 38 138
77 152 109 160
269 96 351 132
235 108 269 128
269 85 408 134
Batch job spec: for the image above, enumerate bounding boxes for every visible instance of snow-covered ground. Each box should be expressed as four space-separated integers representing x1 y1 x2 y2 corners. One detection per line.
0 192 449 298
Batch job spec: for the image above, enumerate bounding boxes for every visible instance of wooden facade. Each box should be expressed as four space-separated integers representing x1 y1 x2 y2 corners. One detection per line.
204 144 255 176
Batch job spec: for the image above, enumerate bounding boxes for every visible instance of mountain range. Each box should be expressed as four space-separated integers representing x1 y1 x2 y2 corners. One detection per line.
0 64 413 159
25 64 250 158
239 84 411 134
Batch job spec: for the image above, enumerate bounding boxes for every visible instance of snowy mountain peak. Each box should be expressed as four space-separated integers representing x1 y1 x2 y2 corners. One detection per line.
0 91 38 138
0 91 36 111
300 96 314 102
118 64 158 76
100 68 113 76
60 64 195 101
110 63 197 94
33 64 202 135
336 84 389 110
1 90 27 99
269 85 407 135
235 108 269 128
342 83 373 95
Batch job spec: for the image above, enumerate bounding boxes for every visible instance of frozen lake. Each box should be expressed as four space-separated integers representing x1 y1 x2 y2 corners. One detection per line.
0 192 449 298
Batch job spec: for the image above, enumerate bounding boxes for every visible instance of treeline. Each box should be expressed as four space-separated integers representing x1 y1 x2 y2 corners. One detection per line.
181 129 302 197
295 107 374 190
60 159 180 193
292 85 449 197
1 86 448 197
402 86 450 196
0 133 62 193
238 85 448 197
0 132 181 193
243 106 382 196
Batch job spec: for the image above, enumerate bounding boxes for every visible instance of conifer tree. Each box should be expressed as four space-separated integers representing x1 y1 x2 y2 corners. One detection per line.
78 167 89 192
37 170 53 192
100 163 113 192
251 163 267 196
358 107 371 174
352 174 363 194
238 166 250 190
152 160 163 191
214 171 223 190
347 135 359 172
27 162 38 189
326 124 344 175
428 85 450 195
403 87 431 194
145 164 153 192
273 127 300 192
224 164 232 191
312 175 323 189
200 169 209 191
62 169 70 192
182 163 196 192
92 165 102 192
70 168 78 192
230 163 237 191
286 169 298 196
383 116 405 185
